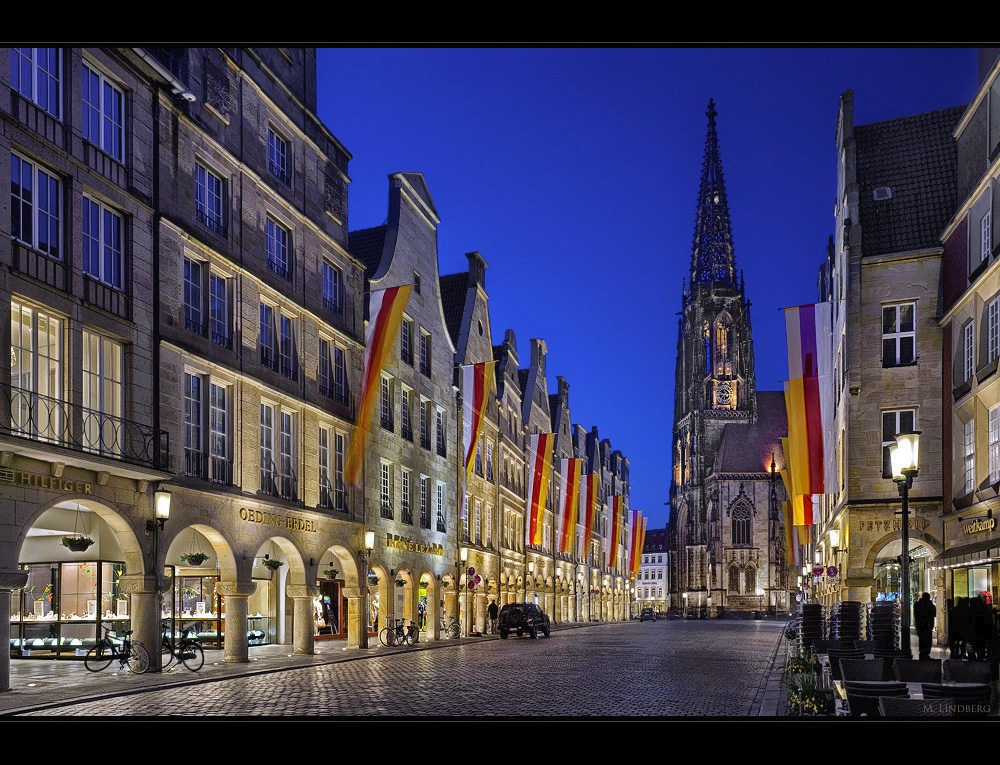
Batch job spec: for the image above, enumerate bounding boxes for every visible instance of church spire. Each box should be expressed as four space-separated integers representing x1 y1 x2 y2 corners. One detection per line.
691 99 737 288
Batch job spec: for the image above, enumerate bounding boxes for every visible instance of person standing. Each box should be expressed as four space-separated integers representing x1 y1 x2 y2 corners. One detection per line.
914 592 936 660
488 599 499 634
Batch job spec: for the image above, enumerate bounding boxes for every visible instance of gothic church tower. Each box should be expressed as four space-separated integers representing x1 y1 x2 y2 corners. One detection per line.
669 100 758 614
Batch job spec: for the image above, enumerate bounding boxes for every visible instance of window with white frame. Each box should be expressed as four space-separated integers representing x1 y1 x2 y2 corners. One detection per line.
333 345 347 405
183 258 204 335
983 210 993 262
965 321 975 382
333 431 347 511
420 476 430 528
82 196 123 290
991 407 1000 486
266 217 291 280
319 338 333 397
10 153 61 258
268 127 290 184
319 426 331 508
81 63 124 162
882 303 915 366
277 410 296 500
401 386 412 440
278 314 297 380
436 408 446 458
486 442 493 481
990 298 1000 363
209 272 230 347
486 504 492 547
183 372 203 477
10 48 61 118
420 330 431 376
260 402 275 495
401 469 412 524
82 330 123 456
882 409 916 479
322 261 342 314
195 162 225 235
380 376 393 431
380 461 393 519
475 500 482 545
401 318 413 365
10 300 62 441
420 399 430 449
209 381 229 484
966 419 976 495
260 303 277 370
436 481 446 532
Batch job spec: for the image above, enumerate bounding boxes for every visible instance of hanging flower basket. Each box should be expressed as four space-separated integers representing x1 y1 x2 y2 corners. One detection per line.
323 569 340 579
367 573 379 585
62 536 94 552
441 581 450 588
395 579 406 587
419 580 429 589
181 552 209 566
262 559 284 571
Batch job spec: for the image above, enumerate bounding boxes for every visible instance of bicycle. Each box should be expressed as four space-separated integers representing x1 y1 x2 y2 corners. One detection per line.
402 620 419 645
440 616 460 639
84 625 149 674
161 622 205 672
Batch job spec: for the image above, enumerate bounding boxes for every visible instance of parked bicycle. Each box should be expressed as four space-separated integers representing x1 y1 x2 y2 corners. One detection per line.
379 618 419 646
440 616 460 639
161 622 205 672
84 625 149 674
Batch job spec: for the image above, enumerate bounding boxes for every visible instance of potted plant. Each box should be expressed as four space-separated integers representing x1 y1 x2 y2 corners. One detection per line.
262 558 284 571
367 573 379 585
323 568 340 579
419 580 429 589
441 581 450 588
395 579 405 587
181 552 209 566
62 535 94 552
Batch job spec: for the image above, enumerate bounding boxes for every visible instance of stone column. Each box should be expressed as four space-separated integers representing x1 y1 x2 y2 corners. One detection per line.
475 591 486 632
343 587 362 648
287 585 319 655
0 571 28 691
426 587 440 641
119 573 161 672
217 581 257 662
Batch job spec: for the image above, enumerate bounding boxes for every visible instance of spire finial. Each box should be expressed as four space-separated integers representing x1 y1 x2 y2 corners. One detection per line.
707 98 717 125
690 100 737 287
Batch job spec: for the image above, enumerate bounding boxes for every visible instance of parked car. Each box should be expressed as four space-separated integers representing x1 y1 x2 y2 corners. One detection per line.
640 607 657 622
499 602 550 639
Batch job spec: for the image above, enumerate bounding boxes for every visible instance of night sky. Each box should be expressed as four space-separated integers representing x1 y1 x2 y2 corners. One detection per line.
315 47 979 532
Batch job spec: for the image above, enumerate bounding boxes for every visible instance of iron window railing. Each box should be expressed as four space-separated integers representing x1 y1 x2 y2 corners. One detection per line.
0 384 168 469
260 459 297 501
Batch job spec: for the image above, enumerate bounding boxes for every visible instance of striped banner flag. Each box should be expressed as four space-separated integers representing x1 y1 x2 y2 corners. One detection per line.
579 472 600 558
345 285 412 485
607 495 623 568
783 302 837 501
557 458 582 555
628 509 641 576
782 500 802 569
525 433 555 547
461 361 496 518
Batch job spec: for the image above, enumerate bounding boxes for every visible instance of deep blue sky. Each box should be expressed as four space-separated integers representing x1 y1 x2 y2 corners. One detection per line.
316 47 979 532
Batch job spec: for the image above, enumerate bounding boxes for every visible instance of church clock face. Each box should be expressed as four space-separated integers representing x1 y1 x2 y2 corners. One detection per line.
717 382 733 408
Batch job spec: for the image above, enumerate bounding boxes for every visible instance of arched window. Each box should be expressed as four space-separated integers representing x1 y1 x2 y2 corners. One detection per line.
732 503 752 546
745 566 756 595
728 566 740 593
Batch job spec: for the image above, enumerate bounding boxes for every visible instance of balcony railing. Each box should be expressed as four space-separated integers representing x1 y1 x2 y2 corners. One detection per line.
260 459 297 501
401 503 413 525
211 329 232 350
196 207 226 238
266 255 291 281
319 479 349 514
323 296 342 315
0 385 168 470
185 313 208 337
260 346 278 372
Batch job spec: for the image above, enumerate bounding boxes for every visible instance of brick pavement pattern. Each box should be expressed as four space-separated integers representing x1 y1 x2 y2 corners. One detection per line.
13 620 786 717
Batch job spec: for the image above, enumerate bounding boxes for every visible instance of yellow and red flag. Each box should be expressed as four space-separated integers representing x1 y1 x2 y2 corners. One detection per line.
461 361 496 517
579 472 600 558
628 509 641 576
557 458 582 555
525 433 555 547
345 284 412 485
607 495 623 567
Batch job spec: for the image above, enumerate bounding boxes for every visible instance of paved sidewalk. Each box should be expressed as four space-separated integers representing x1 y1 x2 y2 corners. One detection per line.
0 621 599 716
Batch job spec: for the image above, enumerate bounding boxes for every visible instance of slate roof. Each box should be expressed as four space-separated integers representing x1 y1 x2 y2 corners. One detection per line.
854 105 966 258
714 391 787 474
518 369 530 396
438 272 468 348
347 225 387 278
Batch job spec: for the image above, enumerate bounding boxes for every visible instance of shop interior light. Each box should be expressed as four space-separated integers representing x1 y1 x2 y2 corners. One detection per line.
829 528 841 549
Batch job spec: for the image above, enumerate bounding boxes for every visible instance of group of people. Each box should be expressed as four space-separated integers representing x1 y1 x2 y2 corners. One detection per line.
947 594 999 661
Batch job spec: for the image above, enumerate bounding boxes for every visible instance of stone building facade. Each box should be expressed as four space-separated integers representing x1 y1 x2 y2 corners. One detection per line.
812 91 959 636
638 527 669 613
0 46 637 692
669 101 792 616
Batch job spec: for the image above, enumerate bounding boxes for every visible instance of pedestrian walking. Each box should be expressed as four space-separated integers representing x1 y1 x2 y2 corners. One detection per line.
914 592 935 660
488 599 499 633
955 598 974 659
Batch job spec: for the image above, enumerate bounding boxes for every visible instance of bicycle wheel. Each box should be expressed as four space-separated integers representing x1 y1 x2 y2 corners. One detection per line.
127 642 149 674
180 642 204 672
84 643 114 672
379 626 392 647
161 638 176 670
405 628 417 646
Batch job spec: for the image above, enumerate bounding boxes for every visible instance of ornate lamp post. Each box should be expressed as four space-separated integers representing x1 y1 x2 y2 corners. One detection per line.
359 530 375 649
889 430 920 657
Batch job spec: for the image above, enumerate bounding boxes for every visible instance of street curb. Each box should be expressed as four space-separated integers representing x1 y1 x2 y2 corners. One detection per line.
0 620 606 717
750 620 788 717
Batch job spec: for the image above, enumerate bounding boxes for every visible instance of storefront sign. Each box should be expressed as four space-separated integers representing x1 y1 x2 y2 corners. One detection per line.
239 507 318 533
853 517 930 534
385 534 445 557
2 470 92 493
962 517 996 535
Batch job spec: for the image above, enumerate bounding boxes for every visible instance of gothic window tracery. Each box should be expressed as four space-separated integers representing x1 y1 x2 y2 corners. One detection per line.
728 566 739 593
744 566 756 595
732 502 751 546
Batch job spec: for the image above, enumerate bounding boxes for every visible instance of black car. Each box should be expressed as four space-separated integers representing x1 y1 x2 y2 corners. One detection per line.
499 602 550 639
640 607 657 622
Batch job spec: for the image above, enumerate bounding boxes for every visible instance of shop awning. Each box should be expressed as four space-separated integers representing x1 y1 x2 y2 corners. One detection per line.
930 538 1000 568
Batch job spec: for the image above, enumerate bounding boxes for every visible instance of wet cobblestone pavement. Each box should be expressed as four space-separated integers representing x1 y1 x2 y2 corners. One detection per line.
8 619 786 717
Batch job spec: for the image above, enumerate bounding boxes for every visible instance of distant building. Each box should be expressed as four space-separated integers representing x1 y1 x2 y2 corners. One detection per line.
638 527 668 612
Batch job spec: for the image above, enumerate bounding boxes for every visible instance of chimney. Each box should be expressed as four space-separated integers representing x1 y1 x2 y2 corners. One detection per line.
466 251 488 289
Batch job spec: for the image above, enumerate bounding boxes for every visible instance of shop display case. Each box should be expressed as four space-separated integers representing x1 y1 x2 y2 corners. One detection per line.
160 566 272 648
9 560 126 659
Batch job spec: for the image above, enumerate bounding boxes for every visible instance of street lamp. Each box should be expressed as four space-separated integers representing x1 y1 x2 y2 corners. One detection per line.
359 530 375 649
889 430 920 657
460 546 469 637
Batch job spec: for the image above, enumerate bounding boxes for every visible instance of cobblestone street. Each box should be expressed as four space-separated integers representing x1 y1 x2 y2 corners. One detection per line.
5 620 786 718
